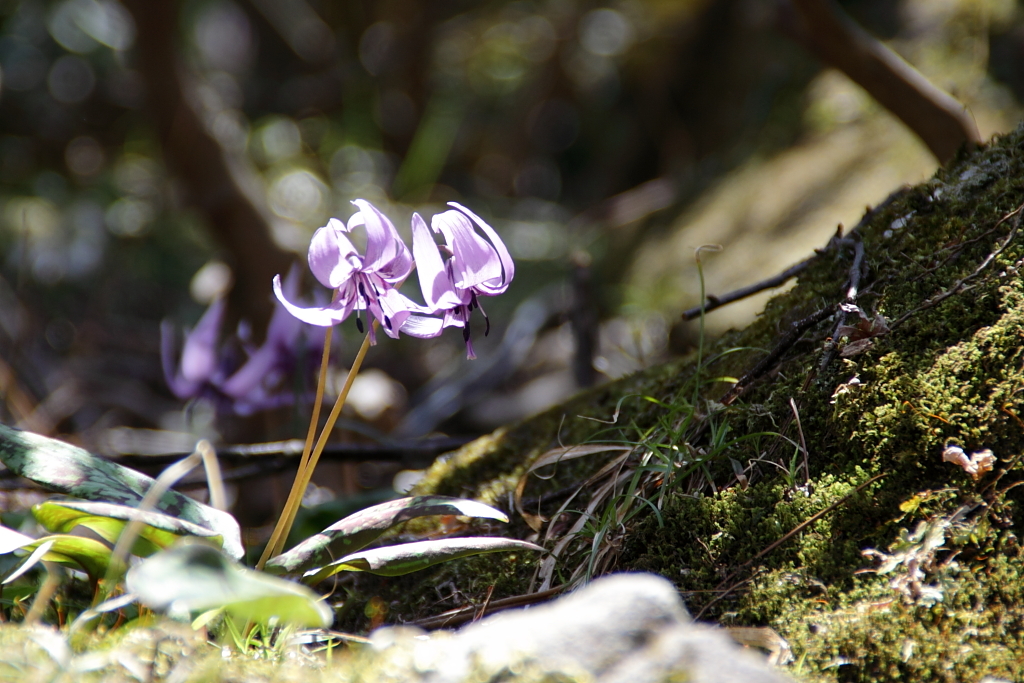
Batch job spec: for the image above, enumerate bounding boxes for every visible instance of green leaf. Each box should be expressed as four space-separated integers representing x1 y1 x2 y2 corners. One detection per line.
266 496 510 576
9 535 114 580
32 499 224 557
0 424 243 559
127 543 332 629
304 537 544 584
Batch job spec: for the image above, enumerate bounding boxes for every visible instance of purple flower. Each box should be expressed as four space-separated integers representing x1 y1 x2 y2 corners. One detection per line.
406 202 514 358
273 200 420 343
220 266 327 415
161 267 327 415
161 297 227 400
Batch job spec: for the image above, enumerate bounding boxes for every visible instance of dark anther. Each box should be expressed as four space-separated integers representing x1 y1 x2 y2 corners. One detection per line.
356 317 364 333
463 322 471 343
483 314 491 337
358 282 367 298
384 315 392 330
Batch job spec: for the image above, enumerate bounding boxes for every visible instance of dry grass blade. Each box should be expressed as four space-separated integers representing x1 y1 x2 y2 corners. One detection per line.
536 466 634 592
515 444 631 531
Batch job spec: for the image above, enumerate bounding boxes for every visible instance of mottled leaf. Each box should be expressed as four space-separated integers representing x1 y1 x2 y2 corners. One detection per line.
33 498 223 557
0 424 243 559
266 496 509 575
303 537 544 584
128 543 331 628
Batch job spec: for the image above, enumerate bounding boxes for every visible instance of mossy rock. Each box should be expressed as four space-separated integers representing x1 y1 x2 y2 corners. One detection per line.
342 125 1024 683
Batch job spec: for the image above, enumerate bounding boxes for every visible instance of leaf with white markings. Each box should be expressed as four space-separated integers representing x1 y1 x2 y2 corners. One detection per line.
265 496 509 575
303 537 544 584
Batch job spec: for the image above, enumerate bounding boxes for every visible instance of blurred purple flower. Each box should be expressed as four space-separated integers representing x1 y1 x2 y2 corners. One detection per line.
161 297 227 400
161 267 327 415
273 199 421 343
221 266 327 415
407 202 514 358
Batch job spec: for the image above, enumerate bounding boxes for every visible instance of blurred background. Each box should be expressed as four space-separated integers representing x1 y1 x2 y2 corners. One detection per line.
0 0 1020 533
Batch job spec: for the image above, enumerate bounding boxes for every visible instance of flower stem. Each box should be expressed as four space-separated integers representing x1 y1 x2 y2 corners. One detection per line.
257 323 374 569
256 326 333 570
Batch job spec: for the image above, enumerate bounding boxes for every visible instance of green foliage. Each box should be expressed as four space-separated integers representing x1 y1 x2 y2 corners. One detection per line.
304 537 544 583
265 495 513 576
343 124 1024 682
0 424 243 560
0 424 541 648
126 543 332 629
33 498 225 556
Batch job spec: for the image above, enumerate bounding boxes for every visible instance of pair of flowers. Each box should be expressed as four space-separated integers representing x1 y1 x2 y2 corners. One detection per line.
273 200 514 359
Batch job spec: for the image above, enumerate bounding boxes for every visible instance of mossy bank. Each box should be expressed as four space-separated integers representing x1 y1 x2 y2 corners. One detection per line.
342 125 1024 683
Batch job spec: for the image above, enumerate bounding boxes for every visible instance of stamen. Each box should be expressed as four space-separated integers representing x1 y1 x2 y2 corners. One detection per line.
384 315 392 330
358 282 367 299
483 313 491 337
355 317 364 333
463 321 471 343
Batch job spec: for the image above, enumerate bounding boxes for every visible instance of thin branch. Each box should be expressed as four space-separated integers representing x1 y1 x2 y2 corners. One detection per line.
720 305 836 407
779 0 981 164
682 257 815 321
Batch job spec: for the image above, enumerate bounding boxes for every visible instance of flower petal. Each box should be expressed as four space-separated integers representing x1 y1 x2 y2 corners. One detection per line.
273 274 351 326
432 209 502 292
398 314 445 338
349 200 413 284
180 298 225 383
265 265 305 346
411 212 464 312
160 320 201 399
308 219 359 289
449 202 515 295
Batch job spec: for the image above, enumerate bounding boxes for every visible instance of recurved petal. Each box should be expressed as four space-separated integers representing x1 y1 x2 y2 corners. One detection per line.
449 202 515 295
433 209 502 291
219 343 278 399
308 219 360 289
160 320 202 399
273 274 351 326
265 265 305 346
411 212 463 312
373 286 421 338
350 200 413 283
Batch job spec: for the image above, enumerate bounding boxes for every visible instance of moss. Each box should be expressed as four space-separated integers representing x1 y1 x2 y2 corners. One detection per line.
338 124 1024 681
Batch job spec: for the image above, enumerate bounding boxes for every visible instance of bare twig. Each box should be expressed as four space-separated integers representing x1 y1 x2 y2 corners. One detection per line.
779 0 981 164
408 586 566 630
682 257 815 321
890 208 1022 329
720 305 836 406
